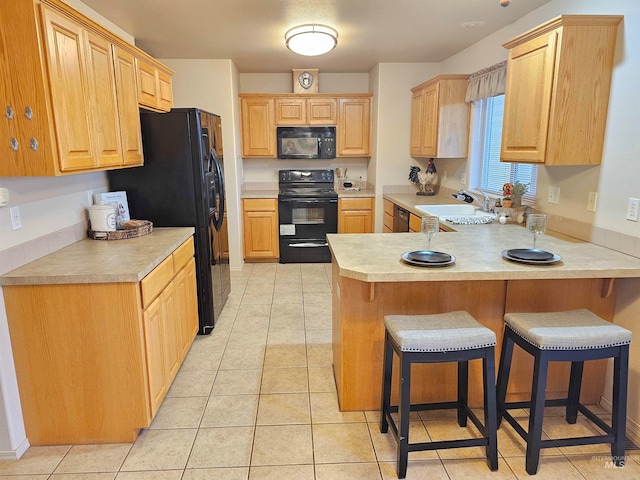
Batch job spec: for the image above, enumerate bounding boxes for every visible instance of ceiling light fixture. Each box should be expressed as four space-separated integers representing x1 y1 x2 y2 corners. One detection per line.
285 24 338 56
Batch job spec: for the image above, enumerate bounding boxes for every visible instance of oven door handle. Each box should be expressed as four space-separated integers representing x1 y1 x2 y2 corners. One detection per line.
287 242 329 248
278 198 337 204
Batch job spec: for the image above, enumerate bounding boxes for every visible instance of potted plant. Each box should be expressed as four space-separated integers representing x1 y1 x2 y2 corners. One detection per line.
511 181 529 208
502 183 513 208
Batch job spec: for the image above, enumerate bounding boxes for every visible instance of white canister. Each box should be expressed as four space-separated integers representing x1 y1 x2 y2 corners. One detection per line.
88 201 117 231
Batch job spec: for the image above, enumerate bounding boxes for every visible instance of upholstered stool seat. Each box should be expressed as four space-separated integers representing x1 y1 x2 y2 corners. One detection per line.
496 309 632 475
380 311 498 478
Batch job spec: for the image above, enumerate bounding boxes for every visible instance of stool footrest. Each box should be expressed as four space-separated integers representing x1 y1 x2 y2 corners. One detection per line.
408 437 489 452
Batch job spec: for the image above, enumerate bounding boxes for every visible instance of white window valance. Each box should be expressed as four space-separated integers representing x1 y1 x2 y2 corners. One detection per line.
465 60 507 102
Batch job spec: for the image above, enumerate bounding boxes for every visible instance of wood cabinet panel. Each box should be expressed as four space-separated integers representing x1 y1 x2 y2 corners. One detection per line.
3 237 197 444
275 98 306 124
409 213 422 233
243 198 279 260
140 255 173 308
337 97 371 157
173 236 195 271
113 46 144 165
338 197 374 233
240 97 276 157
501 15 621 165
136 57 174 113
308 98 337 124
410 75 469 159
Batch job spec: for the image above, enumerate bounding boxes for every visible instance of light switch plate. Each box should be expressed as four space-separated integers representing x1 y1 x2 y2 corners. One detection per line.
627 198 639 222
0 187 9 206
587 192 597 212
10 206 22 230
548 186 560 204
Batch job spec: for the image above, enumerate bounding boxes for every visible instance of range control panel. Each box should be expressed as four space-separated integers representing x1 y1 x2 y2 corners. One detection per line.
279 169 334 184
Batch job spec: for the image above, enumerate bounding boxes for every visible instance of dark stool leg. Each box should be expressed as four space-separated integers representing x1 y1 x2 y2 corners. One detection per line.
526 350 550 475
457 360 469 427
483 347 499 471
380 332 393 434
496 326 515 427
396 352 412 479
566 361 584 424
612 345 629 466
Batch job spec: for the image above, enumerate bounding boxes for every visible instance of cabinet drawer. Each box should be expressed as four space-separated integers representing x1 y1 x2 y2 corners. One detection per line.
383 212 393 231
141 256 174 308
409 213 422 233
243 198 277 211
173 237 194 272
340 197 373 210
384 200 394 216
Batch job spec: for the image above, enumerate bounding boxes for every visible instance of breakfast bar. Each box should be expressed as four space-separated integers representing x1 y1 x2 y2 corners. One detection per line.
327 226 640 411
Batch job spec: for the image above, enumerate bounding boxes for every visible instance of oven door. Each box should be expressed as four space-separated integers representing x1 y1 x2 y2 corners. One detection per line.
278 197 338 263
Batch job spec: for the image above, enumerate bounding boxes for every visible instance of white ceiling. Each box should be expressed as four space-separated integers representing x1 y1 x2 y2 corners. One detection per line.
81 0 551 73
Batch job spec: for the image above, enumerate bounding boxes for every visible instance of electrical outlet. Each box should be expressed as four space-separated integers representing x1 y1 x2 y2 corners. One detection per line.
0 187 9 207
87 189 94 205
587 192 598 212
548 186 560 204
460 173 466 185
443 171 447 182
626 198 640 222
10 206 22 230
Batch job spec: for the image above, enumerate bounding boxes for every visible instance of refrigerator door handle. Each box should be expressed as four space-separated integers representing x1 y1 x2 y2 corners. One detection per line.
210 148 225 232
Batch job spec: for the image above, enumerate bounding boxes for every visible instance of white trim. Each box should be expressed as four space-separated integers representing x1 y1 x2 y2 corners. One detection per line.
0 437 29 461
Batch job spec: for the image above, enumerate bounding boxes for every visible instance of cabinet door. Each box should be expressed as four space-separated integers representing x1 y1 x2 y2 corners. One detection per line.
501 31 557 164
157 70 173 112
338 198 374 233
41 6 96 171
275 98 306 125
420 84 439 157
85 32 122 168
243 200 279 260
136 58 158 110
175 259 198 358
337 97 371 156
241 97 276 157
161 280 180 383
143 296 166 417
308 98 337 124
113 46 143 166
409 92 424 157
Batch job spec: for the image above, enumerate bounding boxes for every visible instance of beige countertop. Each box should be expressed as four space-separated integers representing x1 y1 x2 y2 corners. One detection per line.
327 225 640 283
0 227 194 285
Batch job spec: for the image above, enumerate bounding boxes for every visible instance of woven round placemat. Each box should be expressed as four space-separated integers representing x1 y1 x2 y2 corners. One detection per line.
88 221 153 240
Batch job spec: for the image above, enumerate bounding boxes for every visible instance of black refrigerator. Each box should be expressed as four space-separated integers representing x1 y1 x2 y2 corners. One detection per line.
108 108 230 334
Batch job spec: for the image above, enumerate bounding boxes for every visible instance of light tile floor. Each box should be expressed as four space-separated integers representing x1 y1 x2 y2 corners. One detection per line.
1 262 639 479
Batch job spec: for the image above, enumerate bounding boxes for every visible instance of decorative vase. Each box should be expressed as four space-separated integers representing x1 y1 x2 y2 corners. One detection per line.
503 199 513 208
512 197 522 208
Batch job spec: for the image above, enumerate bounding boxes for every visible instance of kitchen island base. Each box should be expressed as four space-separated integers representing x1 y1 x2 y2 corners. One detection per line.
331 261 616 412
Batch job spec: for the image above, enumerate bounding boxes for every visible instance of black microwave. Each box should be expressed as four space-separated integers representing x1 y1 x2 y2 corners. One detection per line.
277 126 336 159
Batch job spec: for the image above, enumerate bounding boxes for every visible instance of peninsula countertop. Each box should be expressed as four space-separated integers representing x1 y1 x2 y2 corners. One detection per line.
327 225 640 283
0 227 194 285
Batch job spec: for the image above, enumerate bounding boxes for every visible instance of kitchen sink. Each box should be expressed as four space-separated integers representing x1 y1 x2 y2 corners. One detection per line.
416 204 496 225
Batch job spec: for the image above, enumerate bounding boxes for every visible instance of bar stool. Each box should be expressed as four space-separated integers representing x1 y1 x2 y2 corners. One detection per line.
380 311 498 479
496 309 632 475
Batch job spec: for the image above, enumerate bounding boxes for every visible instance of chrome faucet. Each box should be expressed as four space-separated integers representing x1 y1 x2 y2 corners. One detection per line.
454 190 491 212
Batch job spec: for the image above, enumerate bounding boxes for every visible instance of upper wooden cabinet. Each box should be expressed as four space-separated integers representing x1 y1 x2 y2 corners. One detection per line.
137 57 174 113
275 97 337 125
0 0 172 176
410 75 470 159
240 96 276 158
338 97 371 157
239 93 372 158
501 15 622 166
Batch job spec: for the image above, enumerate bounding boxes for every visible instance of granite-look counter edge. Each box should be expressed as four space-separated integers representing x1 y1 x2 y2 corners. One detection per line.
0 227 194 285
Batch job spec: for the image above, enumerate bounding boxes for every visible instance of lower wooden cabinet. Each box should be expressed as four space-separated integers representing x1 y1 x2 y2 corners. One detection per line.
338 197 374 233
383 200 394 233
243 198 279 261
3 237 198 444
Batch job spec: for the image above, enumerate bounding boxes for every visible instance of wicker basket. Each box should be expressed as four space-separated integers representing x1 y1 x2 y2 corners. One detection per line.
88 221 153 240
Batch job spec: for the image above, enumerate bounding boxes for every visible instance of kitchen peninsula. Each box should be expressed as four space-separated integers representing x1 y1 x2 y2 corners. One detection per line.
0 228 197 445
327 225 640 411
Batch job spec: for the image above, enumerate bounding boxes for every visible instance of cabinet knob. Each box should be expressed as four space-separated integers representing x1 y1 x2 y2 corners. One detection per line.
10 138 18 151
6 106 13 120
30 138 38 151
24 106 33 120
